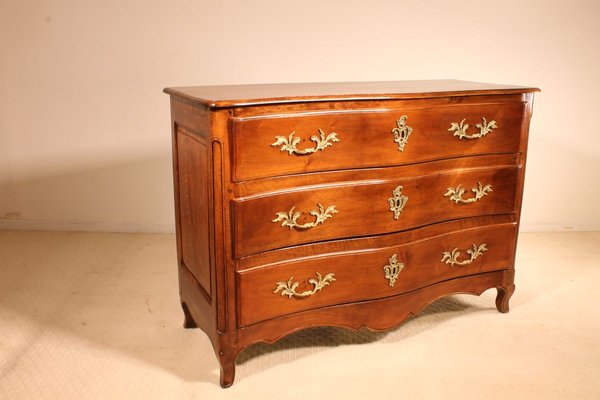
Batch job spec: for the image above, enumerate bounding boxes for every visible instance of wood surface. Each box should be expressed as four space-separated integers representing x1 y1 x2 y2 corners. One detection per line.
164 79 539 108
176 127 211 297
165 81 537 387
237 222 516 326
232 101 524 181
233 164 519 257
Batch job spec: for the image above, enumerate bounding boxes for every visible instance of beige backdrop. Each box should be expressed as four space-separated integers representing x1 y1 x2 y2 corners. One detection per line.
1 0 599 232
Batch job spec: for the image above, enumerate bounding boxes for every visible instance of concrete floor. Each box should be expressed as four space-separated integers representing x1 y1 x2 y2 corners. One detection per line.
1 230 599 399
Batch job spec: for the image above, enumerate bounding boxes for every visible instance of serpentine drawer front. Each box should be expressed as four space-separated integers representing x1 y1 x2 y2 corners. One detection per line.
164 80 539 387
236 223 517 327
232 101 525 181
232 164 519 257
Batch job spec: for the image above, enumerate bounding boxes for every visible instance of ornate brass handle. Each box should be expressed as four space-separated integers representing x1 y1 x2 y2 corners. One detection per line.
448 117 497 139
391 115 413 151
274 272 336 299
271 129 339 155
272 203 338 230
441 243 488 266
383 254 404 287
388 185 408 220
444 182 492 204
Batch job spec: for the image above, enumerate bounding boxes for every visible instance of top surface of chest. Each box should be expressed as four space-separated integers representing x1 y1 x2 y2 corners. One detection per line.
163 79 539 108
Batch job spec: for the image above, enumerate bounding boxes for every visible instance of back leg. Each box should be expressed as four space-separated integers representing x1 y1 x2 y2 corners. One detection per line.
181 302 198 329
495 284 515 313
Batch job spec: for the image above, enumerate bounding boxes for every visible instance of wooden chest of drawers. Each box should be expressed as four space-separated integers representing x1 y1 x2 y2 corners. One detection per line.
164 80 538 387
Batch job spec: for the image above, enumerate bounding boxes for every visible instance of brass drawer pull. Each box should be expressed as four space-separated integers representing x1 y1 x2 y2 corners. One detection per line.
448 117 497 139
444 182 492 204
274 272 336 299
383 254 404 287
271 129 339 155
272 203 338 230
388 185 408 220
391 115 413 151
441 243 488 266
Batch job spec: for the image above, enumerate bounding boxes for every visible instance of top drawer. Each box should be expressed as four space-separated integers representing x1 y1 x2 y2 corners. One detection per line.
231 101 525 181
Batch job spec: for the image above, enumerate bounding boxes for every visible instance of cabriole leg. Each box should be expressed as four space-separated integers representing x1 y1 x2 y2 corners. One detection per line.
495 284 515 313
219 352 236 388
181 302 197 329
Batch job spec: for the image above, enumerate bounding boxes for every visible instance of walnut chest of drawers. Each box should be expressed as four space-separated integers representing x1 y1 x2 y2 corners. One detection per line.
164 80 538 387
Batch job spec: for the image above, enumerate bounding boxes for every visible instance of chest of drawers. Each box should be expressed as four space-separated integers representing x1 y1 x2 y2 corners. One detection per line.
164 80 538 387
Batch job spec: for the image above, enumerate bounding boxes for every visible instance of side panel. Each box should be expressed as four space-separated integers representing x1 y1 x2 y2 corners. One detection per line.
176 127 212 298
169 96 232 371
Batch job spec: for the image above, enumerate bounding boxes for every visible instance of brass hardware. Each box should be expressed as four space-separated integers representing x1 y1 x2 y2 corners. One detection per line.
383 254 404 287
448 117 497 139
272 203 338 230
441 243 488 266
271 129 339 155
274 272 336 299
388 185 408 220
391 115 413 151
444 182 492 204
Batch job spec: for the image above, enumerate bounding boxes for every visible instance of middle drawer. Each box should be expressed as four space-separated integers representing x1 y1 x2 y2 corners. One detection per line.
232 164 518 257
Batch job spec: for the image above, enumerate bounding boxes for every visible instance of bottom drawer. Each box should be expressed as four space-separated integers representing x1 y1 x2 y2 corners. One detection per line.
236 223 517 327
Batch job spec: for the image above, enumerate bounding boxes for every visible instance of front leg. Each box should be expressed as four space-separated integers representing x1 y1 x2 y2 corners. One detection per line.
218 350 237 388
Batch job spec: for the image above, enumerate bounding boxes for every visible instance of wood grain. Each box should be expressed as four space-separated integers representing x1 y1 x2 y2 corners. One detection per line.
232 101 525 181
233 164 519 257
164 79 539 108
176 127 212 297
237 222 516 327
